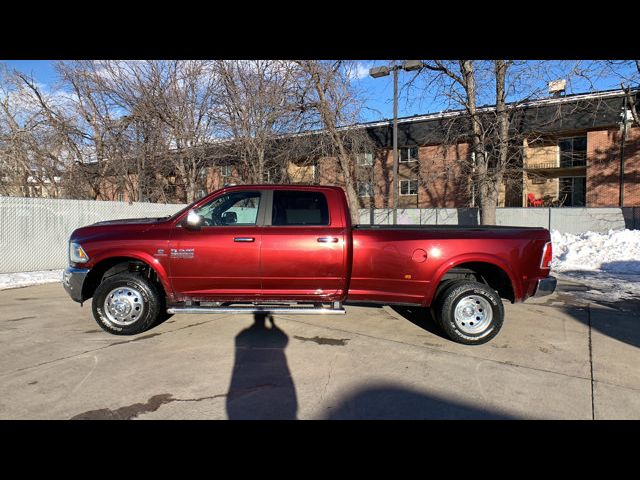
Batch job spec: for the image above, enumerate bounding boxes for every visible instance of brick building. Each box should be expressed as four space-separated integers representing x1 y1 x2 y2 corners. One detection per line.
15 88 635 208
200 88 639 209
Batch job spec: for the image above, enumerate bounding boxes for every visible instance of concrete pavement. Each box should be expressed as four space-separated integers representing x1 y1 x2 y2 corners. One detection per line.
0 280 638 419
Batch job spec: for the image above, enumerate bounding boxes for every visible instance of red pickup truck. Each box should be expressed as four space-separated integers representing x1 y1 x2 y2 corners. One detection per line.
63 185 556 345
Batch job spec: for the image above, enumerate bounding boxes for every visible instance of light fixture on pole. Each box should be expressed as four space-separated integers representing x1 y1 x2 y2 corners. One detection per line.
369 60 425 225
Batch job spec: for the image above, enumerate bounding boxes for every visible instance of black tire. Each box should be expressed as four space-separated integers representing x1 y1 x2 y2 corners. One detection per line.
92 272 163 335
154 311 174 326
432 280 504 345
429 279 468 327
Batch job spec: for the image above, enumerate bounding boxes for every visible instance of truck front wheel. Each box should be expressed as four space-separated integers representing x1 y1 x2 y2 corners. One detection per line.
433 280 504 345
92 272 162 335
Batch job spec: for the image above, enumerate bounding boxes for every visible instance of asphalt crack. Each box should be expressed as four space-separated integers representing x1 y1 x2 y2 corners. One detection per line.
4 319 218 377
588 304 595 420
278 315 600 386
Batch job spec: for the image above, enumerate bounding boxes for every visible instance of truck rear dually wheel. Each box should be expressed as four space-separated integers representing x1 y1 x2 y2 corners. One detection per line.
432 280 504 345
92 272 162 335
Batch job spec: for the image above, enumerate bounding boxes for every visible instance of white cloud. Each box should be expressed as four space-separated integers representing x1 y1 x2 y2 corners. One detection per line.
354 62 371 80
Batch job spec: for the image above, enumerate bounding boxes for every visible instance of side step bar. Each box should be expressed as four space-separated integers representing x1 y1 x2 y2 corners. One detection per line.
167 306 346 315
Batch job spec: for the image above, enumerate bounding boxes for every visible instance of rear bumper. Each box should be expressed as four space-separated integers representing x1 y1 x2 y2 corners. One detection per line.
533 276 557 297
62 267 90 303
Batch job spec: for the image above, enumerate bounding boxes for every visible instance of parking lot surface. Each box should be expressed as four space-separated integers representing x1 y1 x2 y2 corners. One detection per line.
1 280 639 419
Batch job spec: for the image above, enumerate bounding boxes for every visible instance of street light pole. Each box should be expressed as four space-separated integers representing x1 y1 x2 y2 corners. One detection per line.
392 62 399 225
619 94 628 207
369 60 424 225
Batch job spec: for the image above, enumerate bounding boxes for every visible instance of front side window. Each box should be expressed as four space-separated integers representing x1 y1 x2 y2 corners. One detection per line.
272 190 329 226
195 191 261 226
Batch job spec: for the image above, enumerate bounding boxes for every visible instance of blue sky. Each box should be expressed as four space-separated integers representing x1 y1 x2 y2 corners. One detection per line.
3 60 637 123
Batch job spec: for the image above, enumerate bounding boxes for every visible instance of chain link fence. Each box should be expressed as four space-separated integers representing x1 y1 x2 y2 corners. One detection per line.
0 197 186 274
1 196 637 274
359 207 638 234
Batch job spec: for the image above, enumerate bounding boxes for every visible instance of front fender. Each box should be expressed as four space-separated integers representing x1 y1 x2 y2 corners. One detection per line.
88 250 173 301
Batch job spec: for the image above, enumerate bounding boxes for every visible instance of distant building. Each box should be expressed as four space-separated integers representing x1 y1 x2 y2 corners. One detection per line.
4 88 637 208
202 88 640 209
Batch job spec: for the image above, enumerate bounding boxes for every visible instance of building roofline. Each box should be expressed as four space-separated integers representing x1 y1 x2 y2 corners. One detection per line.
354 88 639 130
191 87 640 149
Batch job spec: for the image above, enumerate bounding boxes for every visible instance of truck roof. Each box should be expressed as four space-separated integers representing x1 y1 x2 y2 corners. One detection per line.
220 184 345 192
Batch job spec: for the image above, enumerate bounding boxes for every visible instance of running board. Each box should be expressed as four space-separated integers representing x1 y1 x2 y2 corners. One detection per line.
167 306 346 315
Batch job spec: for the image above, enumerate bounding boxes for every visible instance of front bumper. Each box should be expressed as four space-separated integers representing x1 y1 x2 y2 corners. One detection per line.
62 267 90 303
533 275 557 297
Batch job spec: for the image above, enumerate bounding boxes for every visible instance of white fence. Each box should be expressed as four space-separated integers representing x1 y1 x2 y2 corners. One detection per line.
0 197 186 274
359 207 640 233
0 196 638 274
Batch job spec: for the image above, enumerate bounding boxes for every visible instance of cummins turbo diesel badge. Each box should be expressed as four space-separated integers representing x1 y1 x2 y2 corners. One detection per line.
170 248 194 259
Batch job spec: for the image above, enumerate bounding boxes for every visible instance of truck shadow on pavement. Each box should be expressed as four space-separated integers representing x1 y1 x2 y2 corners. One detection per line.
387 305 445 338
226 312 298 420
323 384 514 419
539 279 640 349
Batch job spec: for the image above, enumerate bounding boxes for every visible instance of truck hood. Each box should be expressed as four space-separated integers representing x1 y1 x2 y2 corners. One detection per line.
92 216 170 226
70 217 172 244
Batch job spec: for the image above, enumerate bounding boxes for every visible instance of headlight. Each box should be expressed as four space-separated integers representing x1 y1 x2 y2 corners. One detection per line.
69 242 89 263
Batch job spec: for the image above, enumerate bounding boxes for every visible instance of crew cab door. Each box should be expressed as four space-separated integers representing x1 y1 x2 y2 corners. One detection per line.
168 190 266 301
259 189 347 301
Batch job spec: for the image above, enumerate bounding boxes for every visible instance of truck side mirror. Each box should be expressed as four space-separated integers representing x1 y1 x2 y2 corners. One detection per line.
183 210 204 230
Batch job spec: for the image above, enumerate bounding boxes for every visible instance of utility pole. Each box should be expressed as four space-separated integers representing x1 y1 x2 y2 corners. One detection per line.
369 60 424 225
619 94 628 207
392 62 399 225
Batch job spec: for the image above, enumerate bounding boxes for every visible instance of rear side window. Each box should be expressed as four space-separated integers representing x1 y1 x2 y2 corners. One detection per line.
272 191 329 226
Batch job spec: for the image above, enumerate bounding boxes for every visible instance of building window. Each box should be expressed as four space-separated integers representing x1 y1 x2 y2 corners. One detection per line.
264 167 279 183
358 182 373 197
400 147 419 163
116 192 124 202
559 176 586 207
400 179 418 195
221 165 232 177
356 152 373 166
559 136 587 168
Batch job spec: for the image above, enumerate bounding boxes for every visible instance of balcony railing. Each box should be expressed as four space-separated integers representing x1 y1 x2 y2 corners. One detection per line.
525 159 586 170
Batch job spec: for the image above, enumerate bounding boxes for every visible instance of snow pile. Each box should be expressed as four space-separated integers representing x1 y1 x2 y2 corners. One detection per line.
551 229 640 274
0 269 63 291
550 229 640 309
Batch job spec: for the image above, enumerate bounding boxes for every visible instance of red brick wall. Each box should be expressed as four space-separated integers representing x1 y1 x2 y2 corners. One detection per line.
587 126 640 207
417 143 471 207
316 144 473 208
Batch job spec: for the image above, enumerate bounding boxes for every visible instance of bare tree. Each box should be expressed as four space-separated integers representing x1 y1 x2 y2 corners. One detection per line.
607 60 640 125
0 67 66 198
211 60 315 185
294 60 371 223
409 60 586 223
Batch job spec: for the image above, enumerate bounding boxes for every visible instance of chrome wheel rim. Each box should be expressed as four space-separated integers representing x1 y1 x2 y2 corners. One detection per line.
453 295 493 334
103 286 145 326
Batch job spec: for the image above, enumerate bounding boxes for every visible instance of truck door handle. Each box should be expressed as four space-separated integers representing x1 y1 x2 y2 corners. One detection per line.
317 237 339 243
234 237 255 242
